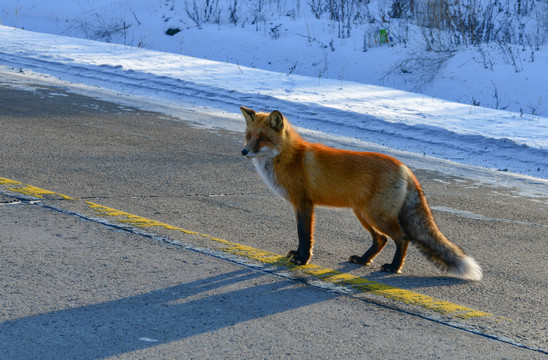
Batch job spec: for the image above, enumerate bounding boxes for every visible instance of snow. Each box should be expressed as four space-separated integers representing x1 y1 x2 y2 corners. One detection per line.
0 1 547 182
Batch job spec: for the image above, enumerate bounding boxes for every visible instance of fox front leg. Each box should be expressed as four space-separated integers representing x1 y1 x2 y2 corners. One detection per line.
288 202 315 265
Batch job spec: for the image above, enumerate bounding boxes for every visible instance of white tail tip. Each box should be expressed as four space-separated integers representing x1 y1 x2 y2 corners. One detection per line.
449 256 483 281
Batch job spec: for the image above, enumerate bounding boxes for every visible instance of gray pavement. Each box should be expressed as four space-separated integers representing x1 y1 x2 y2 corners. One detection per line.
0 194 542 359
1 70 547 358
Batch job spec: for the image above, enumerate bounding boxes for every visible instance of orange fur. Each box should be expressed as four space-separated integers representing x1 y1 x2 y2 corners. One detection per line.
240 106 482 280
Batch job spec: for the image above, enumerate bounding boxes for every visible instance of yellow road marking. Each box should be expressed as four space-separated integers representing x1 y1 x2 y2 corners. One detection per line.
0 177 21 185
84 201 492 319
2 177 494 320
85 202 198 234
3 178 73 200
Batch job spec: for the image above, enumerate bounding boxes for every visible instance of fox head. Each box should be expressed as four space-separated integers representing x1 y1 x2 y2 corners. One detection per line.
240 106 285 159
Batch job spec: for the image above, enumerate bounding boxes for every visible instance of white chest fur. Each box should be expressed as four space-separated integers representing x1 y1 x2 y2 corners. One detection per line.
252 156 288 199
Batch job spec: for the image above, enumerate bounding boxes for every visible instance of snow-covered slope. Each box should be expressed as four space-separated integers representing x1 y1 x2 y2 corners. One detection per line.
0 1 547 180
1 0 547 117
1 25 546 181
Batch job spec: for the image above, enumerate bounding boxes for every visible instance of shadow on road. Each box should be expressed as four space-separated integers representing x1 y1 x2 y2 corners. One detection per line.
1 269 332 359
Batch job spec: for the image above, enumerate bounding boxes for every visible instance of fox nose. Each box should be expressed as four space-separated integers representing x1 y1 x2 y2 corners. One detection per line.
241 149 249 156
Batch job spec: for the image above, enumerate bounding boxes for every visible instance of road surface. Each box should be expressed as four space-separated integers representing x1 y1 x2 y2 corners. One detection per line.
1 69 546 358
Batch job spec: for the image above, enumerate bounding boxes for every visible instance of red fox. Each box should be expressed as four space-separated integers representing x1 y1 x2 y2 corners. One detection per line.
240 106 482 281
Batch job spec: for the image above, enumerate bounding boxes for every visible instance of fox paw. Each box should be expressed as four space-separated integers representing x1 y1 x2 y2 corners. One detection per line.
287 250 309 265
348 255 373 266
381 263 402 274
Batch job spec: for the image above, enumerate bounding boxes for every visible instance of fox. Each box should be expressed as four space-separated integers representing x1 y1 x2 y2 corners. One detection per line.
240 106 482 281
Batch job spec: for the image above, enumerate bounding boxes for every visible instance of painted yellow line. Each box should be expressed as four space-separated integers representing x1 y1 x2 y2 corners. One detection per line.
1 177 494 320
85 202 198 234
84 200 492 319
0 177 21 185
2 177 73 200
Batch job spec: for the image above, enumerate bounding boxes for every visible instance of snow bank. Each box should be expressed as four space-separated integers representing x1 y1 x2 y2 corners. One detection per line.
0 25 547 180
1 0 547 118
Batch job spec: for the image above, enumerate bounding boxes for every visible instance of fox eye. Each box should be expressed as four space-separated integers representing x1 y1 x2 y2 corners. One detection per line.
246 134 251 141
259 135 268 142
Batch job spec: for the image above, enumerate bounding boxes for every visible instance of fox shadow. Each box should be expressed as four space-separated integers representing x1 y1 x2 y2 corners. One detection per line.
0 268 333 359
336 262 467 289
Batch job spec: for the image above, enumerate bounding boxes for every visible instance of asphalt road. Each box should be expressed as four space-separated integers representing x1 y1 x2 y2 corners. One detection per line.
1 70 547 358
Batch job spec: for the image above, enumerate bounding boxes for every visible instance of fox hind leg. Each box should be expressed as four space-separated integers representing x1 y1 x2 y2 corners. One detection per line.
380 236 409 274
349 209 388 266
351 209 410 274
377 220 410 274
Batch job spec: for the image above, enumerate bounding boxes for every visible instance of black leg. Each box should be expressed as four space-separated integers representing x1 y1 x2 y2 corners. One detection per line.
288 202 314 265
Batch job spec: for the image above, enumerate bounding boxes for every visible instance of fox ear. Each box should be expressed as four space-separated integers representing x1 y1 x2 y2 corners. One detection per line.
268 110 284 132
240 106 256 125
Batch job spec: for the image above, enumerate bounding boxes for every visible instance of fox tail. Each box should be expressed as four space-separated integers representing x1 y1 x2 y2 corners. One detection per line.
398 182 483 281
